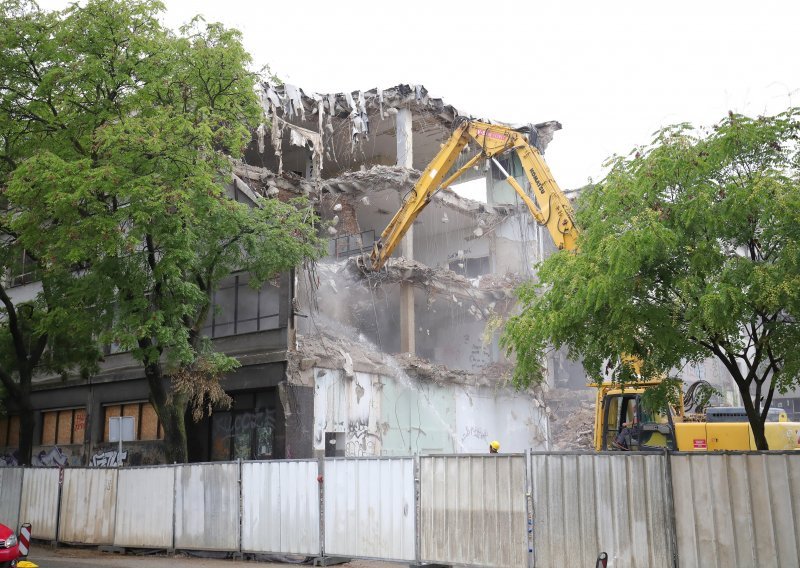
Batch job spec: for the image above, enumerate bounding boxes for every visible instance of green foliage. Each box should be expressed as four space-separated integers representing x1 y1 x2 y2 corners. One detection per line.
0 0 323 460
639 378 683 416
502 110 800 445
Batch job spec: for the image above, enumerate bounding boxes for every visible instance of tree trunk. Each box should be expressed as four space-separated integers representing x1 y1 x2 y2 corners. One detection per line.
737 382 769 450
146 371 189 463
12 367 35 466
158 393 189 464
750 416 769 450
17 399 35 466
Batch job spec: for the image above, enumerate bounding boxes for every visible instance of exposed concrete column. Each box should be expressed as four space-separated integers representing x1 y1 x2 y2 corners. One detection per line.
397 108 415 354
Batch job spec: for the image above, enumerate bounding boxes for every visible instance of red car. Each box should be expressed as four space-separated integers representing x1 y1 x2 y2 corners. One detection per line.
0 523 19 568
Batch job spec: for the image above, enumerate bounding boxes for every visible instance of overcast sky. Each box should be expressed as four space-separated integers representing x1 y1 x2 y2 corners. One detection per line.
37 0 800 189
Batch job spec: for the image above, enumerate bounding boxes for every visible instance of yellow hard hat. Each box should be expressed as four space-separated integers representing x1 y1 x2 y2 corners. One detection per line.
489 440 500 451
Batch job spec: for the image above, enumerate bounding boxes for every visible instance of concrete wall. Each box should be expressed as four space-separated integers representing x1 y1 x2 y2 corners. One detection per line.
312 367 549 456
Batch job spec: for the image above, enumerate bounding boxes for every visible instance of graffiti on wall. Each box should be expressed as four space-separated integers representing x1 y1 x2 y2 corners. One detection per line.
91 448 127 467
33 446 69 467
345 419 379 457
461 425 488 443
212 410 276 460
0 451 19 466
0 446 72 467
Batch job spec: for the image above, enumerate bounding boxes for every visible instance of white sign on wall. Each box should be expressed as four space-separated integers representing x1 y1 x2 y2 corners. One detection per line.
108 416 135 442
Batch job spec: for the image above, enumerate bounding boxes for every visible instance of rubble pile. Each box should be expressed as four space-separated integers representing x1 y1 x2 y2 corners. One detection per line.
549 402 595 450
546 388 596 450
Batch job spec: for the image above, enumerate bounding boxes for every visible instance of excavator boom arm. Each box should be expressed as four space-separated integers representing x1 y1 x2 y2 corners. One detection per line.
369 119 577 270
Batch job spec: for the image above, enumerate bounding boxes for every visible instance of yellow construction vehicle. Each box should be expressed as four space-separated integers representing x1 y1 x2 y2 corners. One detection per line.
595 382 800 452
366 117 800 452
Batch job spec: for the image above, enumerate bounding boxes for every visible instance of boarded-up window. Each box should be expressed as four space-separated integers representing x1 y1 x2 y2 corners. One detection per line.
0 415 21 447
103 402 163 441
40 408 86 446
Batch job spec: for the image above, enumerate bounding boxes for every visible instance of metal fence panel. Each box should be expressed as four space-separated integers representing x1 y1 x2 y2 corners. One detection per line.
671 453 800 568
324 458 415 561
59 468 118 544
529 453 672 568
18 468 59 540
0 468 23 530
420 455 527 568
113 467 175 548
174 463 239 551
241 460 319 555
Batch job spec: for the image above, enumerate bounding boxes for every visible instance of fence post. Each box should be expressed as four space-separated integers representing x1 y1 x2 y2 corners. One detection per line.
525 449 534 568
54 466 64 546
171 464 177 555
317 457 325 559
16 468 24 533
414 454 421 566
663 449 679 568
237 458 243 557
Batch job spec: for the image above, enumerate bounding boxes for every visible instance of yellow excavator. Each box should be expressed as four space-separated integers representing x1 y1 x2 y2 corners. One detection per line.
365 117 800 452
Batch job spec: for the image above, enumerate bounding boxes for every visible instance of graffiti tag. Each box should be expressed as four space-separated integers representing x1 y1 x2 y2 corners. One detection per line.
33 446 68 467
345 419 379 457
91 449 127 467
461 426 488 442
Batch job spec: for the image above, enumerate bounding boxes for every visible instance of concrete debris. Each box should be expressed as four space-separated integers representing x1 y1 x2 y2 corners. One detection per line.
321 165 420 196
546 388 597 450
339 349 354 377
342 257 518 305
233 162 317 197
550 402 595 450
292 328 516 388
256 81 561 181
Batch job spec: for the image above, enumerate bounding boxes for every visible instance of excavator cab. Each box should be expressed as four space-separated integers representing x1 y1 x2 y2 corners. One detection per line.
600 393 676 451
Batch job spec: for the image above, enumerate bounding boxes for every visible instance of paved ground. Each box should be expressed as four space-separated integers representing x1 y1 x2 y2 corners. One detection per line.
24 545 403 568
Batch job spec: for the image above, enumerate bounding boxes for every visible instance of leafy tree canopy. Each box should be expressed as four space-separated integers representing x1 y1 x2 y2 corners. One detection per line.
0 0 323 462
502 110 800 449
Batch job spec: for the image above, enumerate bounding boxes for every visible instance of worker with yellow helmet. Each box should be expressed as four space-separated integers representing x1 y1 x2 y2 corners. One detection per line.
489 440 500 453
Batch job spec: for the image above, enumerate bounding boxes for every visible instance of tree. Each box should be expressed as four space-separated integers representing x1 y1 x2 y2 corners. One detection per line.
1 0 323 462
502 110 800 450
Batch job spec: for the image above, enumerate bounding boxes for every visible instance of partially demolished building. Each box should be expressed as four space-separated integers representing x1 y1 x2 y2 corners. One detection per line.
0 82 748 467
236 82 567 457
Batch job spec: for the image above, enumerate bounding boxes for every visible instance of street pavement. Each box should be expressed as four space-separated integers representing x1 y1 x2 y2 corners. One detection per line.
25 545 401 568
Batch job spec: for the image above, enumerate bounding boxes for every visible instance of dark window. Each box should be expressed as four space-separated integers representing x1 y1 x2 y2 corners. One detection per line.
210 392 277 461
449 256 490 278
328 230 375 259
203 272 281 338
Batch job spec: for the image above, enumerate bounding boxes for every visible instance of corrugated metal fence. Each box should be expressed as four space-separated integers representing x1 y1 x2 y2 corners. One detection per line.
671 452 800 568
420 455 528 568
0 467 23 530
18 467 59 540
324 458 416 561
114 466 174 549
241 460 319 555
0 452 798 567
529 452 673 568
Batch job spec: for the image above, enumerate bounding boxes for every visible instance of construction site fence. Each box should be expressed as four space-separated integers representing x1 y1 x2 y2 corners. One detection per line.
0 452 798 567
